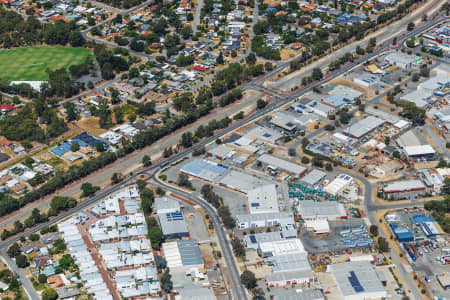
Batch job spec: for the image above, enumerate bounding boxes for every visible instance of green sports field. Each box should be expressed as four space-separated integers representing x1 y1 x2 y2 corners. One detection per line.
0 46 93 81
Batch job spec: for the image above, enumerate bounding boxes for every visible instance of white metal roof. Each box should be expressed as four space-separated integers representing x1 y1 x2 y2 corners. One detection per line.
382 179 426 192
259 238 306 256
248 184 279 214
323 174 353 196
403 145 435 157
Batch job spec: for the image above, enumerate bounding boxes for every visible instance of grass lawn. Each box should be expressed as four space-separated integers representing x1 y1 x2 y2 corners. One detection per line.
0 45 92 81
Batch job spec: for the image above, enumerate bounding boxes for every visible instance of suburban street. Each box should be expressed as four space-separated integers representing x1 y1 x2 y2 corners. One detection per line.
192 0 204 34
0 2 448 298
266 0 445 91
152 174 248 300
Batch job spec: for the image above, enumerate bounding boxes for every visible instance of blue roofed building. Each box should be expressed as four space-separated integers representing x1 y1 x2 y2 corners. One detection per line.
409 214 440 237
410 214 434 224
392 226 414 242
74 132 108 148
180 158 228 182
50 139 88 157
162 240 204 272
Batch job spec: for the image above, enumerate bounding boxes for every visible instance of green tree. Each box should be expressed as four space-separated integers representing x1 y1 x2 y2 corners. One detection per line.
80 182 99 198
401 102 425 125
155 255 167 269
216 52 224 64
377 237 389 252
42 288 58 300
64 102 78 122
369 225 379 236
406 38 416 48
240 270 257 289
111 172 123 184
407 22 415 31
140 188 154 214
246 53 256 65
7 243 20 258
149 227 163 249
312 68 323 80
231 237 245 258
301 156 310 164
180 132 194 148
96 143 105 152
70 142 80 152
161 269 173 292
181 25 192 39
38 273 47 284
256 99 267 109
178 174 192 188
59 254 74 270
49 196 77 215
15 254 27 268
142 155 152 167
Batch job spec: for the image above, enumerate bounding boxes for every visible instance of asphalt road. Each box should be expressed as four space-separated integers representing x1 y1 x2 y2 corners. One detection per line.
0 249 39 300
192 0 204 34
152 174 248 300
0 7 447 299
266 0 445 91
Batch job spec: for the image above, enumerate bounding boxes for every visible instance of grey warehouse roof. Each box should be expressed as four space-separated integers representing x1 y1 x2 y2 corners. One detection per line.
180 159 227 181
158 212 188 236
177 240 203 266
344 116 385 138
273 290 324 300
258 154 307 175
266 269 314 282
365 106 401 124
207 144 233 158
327 261 386 297
329 85 363 100
179 288 216 300
300 169 326 186
298 200 346 218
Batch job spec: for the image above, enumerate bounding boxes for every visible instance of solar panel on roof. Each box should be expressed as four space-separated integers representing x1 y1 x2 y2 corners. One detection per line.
348 271 364 293
166 212 184 221
263 133 272 138
249 235 257 243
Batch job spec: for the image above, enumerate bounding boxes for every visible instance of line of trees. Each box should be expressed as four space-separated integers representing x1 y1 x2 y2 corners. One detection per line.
1 196 76 240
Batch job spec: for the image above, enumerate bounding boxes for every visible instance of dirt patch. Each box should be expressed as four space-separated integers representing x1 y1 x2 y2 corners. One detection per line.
75 117 107 136
368 104 399 114
330 77 372 98
199 244 216 269
379 96 398 109
280 48 300 61
305 120 326 132
36 152 68 171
